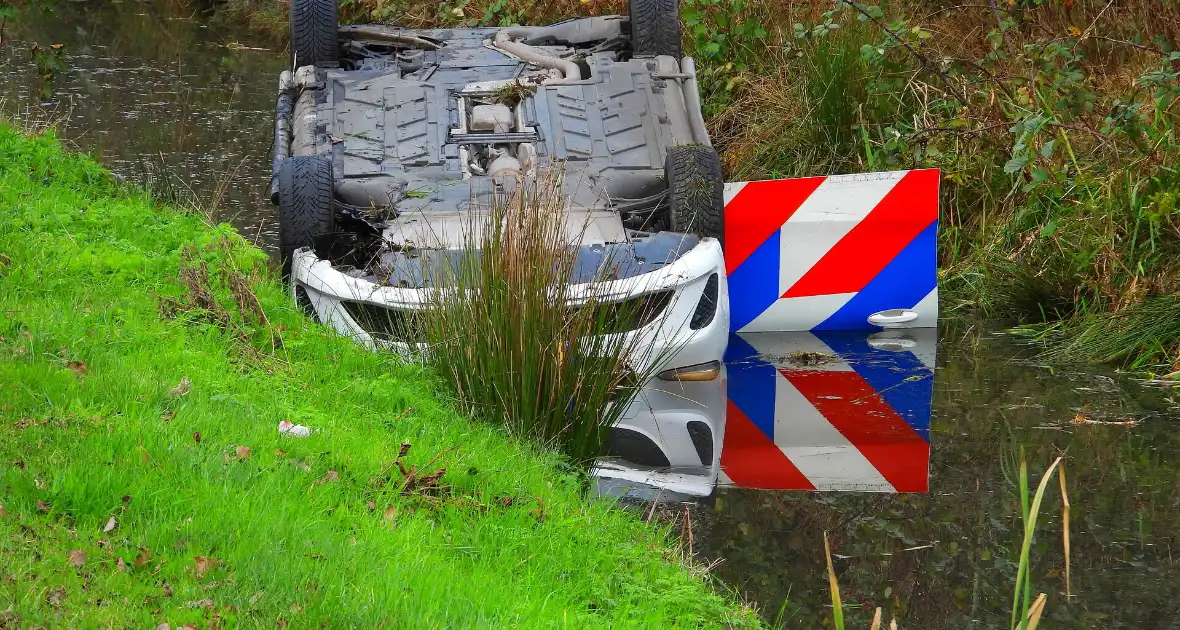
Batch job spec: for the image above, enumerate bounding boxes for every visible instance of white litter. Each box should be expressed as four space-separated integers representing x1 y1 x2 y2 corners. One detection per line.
278 421 312 437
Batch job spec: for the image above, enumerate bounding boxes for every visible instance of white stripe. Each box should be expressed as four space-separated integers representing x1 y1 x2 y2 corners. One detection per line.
911 287 938 326
777 173 906 295
722 181 748 205
734 331 854 372
737 293 856 333
773 373 896 492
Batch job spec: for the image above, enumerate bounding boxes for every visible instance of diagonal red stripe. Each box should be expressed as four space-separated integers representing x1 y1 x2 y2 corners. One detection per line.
780 370 929 492
724 177 826 275
782 169 940 298
721 400 815 491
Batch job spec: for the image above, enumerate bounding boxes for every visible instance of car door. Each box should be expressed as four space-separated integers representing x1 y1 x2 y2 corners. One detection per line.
722 168 940 333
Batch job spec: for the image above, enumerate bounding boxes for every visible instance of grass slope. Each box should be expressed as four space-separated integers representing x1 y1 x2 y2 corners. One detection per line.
0 124 757 628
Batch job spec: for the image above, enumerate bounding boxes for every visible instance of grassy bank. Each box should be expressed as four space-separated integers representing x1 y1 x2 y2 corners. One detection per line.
0 123 758 627
219 0 1180 371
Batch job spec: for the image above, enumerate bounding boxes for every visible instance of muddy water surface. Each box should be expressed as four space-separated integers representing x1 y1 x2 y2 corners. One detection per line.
3 3 1179 628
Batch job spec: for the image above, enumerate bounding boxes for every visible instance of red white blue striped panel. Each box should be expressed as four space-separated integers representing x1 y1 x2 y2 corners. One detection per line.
719 330 934 493
724 169 940 332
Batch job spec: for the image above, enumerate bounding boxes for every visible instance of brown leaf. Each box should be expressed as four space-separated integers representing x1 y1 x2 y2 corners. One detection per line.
382 505 398 522
46 585 67 607
0 504 8 519
103 515 117 533
160 410 177 422
162 580 174 597
134 546 151 568
292 459 311 472
365 500 376 511
316 470 339 484
68 549 87 567
193 432 202 443
194 556 220 580
121 495 132 504
117 557 127 572
235 446 251 460
277 619 287 629
155 624 170 630
36 499 50 513
180 625 198 630
186 598 215 609
169 376 192 396
66 360 87 377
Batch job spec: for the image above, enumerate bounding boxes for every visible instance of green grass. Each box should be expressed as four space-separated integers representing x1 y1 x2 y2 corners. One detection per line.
0 123 759 628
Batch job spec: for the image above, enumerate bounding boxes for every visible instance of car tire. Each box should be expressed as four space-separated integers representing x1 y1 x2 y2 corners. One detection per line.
665 144 724 243
629 0 681 58
290 0 338 66
278 155 335 278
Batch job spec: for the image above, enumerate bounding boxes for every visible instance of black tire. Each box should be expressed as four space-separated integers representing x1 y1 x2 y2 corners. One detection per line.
665 144 724 243
278 155 335 277
290 0 338 67
629 0 681 58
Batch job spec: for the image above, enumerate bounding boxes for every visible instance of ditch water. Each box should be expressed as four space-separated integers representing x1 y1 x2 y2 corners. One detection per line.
3 3 1179 627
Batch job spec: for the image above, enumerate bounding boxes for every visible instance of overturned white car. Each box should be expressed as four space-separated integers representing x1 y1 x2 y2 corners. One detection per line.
271 0 730 473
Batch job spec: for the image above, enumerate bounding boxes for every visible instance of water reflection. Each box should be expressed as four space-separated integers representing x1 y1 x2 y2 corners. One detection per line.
596 329 936 497
602 327 1180 628
0 0 287 250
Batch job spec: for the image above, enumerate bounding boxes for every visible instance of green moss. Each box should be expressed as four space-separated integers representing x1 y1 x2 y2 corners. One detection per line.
0 124 759 628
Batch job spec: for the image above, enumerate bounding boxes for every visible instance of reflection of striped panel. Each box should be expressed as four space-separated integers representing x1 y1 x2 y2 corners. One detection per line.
720 332 933 493
723 170 940 333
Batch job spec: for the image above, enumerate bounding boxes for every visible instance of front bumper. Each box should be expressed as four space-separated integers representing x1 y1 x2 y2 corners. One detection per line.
290 237 730 474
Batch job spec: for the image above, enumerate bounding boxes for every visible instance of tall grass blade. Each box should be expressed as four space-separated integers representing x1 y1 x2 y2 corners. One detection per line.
1010 456 1064 630
824 531 844 630
1059 463 1071 599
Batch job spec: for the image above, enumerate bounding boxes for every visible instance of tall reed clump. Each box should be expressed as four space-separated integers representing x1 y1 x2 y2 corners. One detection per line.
416 171 677 466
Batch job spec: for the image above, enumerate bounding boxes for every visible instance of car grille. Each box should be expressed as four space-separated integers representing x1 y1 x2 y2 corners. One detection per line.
582 290 674 334
340 301 424 343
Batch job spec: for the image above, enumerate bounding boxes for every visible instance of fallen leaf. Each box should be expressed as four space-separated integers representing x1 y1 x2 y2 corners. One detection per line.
103 516 117 533
68 549 87 567
121 495 132 504
278 619 288 629
66 360 87 377
36 499 50 513
46 585 67 607
186 599 215 609
162 580 174 596
193 432 202 443
292 459 311 472
235 446 251 460
365 500 375 511
155 624 170 630
169 376 192 396
0 505 8 519
135 546 151 568
117 557 127 572
180 625 198 630
161 410 177 422
194 556 220 579
316 470 339 484
383 505 397 521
